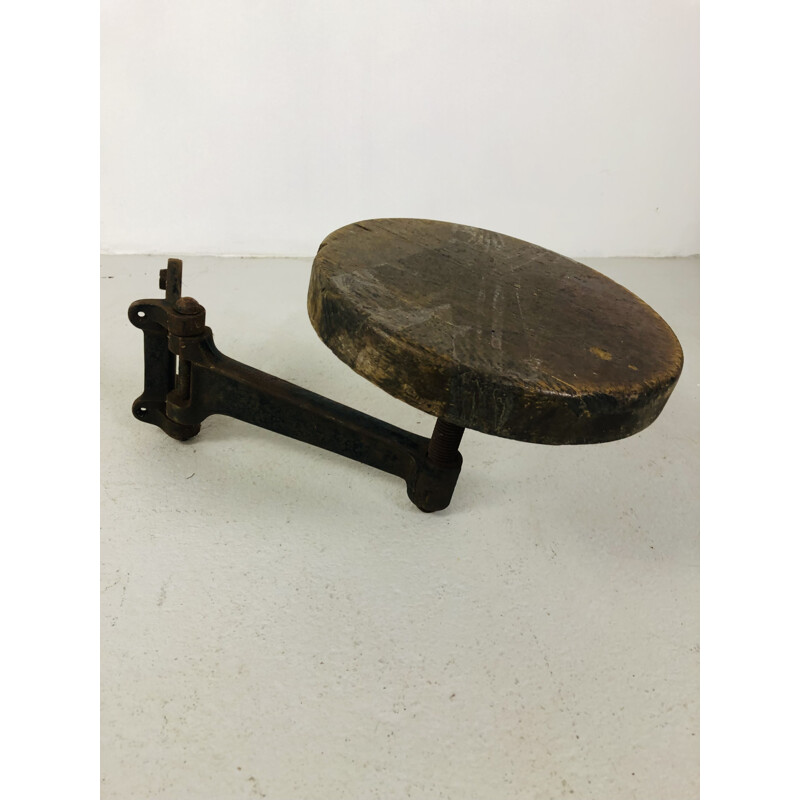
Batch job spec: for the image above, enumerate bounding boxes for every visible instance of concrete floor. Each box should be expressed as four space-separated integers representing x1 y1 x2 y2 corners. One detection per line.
101 254 699 800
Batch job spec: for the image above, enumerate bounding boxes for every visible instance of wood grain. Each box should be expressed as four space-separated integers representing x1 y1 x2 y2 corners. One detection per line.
308 219 683 444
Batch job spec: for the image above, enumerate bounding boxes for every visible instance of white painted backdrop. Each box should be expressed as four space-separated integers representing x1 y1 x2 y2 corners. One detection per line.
101 0 698 258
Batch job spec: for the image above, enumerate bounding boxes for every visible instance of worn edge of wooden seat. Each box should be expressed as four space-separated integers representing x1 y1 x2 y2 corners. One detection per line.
307 220 683 445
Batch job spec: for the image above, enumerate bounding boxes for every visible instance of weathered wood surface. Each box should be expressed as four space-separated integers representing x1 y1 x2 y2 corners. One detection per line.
308 219 683 444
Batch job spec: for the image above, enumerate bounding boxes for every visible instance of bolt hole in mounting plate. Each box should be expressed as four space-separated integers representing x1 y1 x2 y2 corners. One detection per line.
129 219 683 510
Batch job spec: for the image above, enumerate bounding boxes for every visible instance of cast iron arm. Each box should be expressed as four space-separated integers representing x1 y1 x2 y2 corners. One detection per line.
128 259 464 512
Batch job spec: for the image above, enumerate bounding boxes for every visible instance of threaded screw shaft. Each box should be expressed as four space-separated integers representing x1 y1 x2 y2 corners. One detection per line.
427 418 465 467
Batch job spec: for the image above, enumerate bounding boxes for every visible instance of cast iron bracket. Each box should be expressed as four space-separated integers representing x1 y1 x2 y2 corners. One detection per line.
128 259 464 512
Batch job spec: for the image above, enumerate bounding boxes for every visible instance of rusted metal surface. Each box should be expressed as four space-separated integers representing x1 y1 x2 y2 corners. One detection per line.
426 419 465 468
129 260 463 512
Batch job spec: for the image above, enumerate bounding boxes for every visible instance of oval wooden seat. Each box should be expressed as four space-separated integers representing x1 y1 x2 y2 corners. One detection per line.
308 219 683 445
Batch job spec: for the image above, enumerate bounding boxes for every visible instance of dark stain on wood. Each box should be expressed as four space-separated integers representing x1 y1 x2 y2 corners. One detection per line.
308 219 683 445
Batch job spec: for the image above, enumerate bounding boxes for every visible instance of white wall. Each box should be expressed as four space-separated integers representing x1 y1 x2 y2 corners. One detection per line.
101 0 698 258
